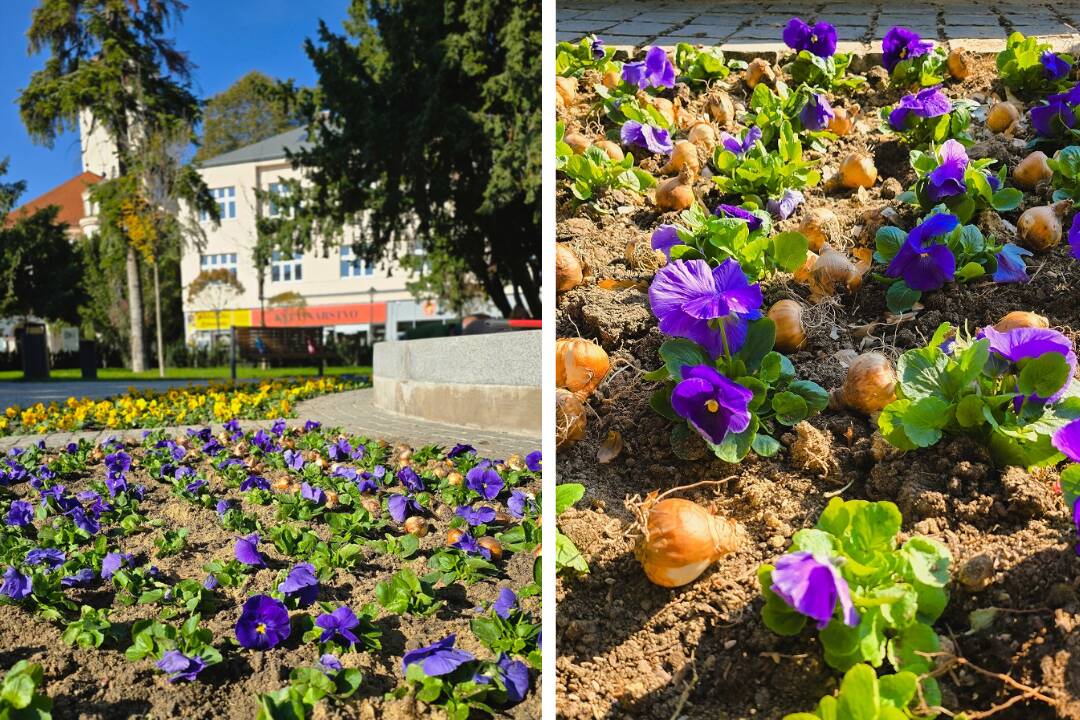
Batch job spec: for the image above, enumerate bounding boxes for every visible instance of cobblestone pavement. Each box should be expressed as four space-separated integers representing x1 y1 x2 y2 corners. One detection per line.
0 388 539 460
557 0 1080 54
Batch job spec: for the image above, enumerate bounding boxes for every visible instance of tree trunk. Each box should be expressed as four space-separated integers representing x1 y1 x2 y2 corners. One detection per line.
153 261 164 378
126 246 146 372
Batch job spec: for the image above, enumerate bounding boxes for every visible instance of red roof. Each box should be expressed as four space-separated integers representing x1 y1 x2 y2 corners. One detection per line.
6 171 102 230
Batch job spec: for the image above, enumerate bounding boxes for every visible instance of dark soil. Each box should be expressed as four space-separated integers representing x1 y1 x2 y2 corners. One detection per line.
556 54 1080 719
0 431 541 720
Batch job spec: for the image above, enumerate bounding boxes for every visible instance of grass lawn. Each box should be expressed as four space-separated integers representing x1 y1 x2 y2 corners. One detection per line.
0 365 372 383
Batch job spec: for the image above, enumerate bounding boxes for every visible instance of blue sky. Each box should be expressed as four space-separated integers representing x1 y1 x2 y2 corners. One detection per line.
0 0 351 201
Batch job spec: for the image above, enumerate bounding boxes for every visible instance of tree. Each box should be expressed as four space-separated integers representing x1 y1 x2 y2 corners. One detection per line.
194 71 304 163
0 160 86 322
187 269 245 348
19 0 208 372
270 0 541 318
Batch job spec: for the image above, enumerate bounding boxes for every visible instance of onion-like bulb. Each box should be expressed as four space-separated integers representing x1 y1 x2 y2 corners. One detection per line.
555 76 577 105
831 352 897 415
706 92 735 127
556 244 583 293
797 207 840 253
687 122 716 149
634 498 740 588
793 251 818 284
828 107 853 136
447 527 465 546
987 102 1019 133
809 246 859 297
768 300 807 352
993 311 1049 332
1013 151 1051 190
447 471 463 487
594 140 624 162
556 388 587 448
745 58 775 89
1017 200 1072 252
404 516 428 537
839 153 877 189
654 169 695 211
660 140 700 176
947 47 971 79
563 132 590 154
556 337 610 397
478 537 503 561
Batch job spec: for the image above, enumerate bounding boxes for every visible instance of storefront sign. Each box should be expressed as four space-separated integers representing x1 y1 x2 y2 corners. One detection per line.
252 302 387 327
192 309 253 330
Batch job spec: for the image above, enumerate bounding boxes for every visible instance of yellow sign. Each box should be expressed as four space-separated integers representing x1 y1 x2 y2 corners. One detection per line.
192 309 252 331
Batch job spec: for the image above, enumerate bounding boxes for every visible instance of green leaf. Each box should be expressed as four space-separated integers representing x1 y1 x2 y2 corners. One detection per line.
885 281 921 314
659 339 710 380
878 671 919 710
772 391 809 426
738 319 776 371
886 622 940 674
555 531 589 575
772 231 809 272
709 416 759 463
649 385 681 421
955 395 985 428
555 484 585 515
752 434 782 457
788 380 830 416
1018 352 1070 399
897 347 949 400
836 663 879 720
990 187 1023 211
955 261 984 281
1061 463 1080 507
899 396 951 447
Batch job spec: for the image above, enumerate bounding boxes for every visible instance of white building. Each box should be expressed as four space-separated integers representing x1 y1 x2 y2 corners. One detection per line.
76 116 470 349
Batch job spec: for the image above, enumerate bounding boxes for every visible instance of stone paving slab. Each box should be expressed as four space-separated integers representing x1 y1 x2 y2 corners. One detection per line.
0 378 260 410
557 0 1080 53
0 389 539 460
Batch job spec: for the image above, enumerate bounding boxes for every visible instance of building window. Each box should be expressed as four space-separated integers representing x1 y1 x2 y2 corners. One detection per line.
201 187 236 221
270 251 303 282
267 182 287 217
340 246 374 278
199 253 238 277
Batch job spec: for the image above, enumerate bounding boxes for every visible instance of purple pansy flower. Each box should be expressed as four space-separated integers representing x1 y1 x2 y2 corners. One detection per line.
303 419 321 432
525 450 542 472
401 634 475 676
981 325 1077 403
456 505 497 526
452 531 492 559
671 364 754 445
397 467 424 493
720 126 762 156
203 574 219 590
507 490 535 519
448 443 476 458
882 26 933 73
283 449 304 471
252 430 276 453
714 204 763 232
235 533 267 567
225 418 242 434
278 562 319 607
240 475 270 492
26 548 65 568
327 438 352 461
621 46 675 89
771 551 859 629
888 85 951 130
783 17 837 58
649 258 764 359
0 567 32 600
620 120 673 155
1053 419 1080 462
767 189 805 220
271 419 287 436
993 244 1032 284
156 650 206 683
6 500 33 527
68 507 99 535
61 568 97 588
314 605 361 645
216 499 232 516
1030 98 1076 137
1042 51 1071 80
466 464 504 500
590 36 605 61
1068 213 1080 260
185 478 207 494
388 494 421 523
885 213 959 291
300 482 326 506
320 653 343 672
235 594 291 650
101 552 133 580
105 451 131 475
493 587 517 619
799 93 834 131
927 139 968 202
496 654 531 704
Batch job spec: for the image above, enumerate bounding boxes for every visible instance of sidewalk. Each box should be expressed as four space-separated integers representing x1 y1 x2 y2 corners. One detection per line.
557 0 1080 54
0 388 539 460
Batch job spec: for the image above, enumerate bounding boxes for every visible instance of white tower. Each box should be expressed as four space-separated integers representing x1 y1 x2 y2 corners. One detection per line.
78 110 118 178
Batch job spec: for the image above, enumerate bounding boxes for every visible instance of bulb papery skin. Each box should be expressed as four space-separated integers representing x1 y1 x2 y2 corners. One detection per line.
634 498 739 588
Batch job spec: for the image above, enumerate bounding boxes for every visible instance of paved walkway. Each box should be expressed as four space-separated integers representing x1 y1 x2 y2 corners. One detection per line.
557 0 1080 54
0 379 256 410
0 388 539 460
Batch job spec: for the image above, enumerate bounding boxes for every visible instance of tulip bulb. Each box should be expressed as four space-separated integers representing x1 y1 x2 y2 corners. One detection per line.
404 516 428 537
556 388 587 448
594 140 624 162
654 169 695 211
556 338 610 397
687 122 716 149
797 207 840 252
831 352 897 415
1018 200 1072 252
447 527 465 546
660 140 700 176
634 498 740 588
555 76 578 105
360 497 381 515
448 471 464 486
768 300 807 353
993 311 1049 332
793 251 818 284
1013 151 1052 190
828 107 853 136
478 537 503 561
556 244 583 293
745 58 775 89
564 132 590 154
987 102 1019 133
839 153 877 189
706 92 735 127
947 48 971 80
809 246 860 298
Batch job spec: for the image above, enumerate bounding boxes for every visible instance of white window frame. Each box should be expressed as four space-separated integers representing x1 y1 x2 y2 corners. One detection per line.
339 245 374 278
200 253 238 277
201 187 236 221
270 251 303 283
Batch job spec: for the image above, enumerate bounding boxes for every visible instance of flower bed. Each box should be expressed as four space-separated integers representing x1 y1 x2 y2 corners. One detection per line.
0 377 362 436
0 421 540 718
555 23 1080 720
